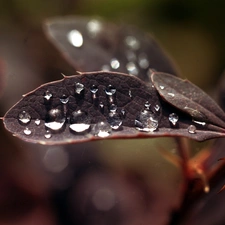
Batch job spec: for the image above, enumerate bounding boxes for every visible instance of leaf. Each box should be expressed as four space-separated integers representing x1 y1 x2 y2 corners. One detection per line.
44 16 178 82
3 71 225 145
151 72 225 128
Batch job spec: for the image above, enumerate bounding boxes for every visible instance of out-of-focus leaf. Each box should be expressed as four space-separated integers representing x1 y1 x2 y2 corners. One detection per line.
3 71 225 145
44 16 178 82
0 59 6 98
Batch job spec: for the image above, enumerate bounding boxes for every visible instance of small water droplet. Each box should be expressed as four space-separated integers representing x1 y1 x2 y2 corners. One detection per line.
75 82 84 94
169 113 179 126
129 90 132 98
193 120 206 126
125 36 140 50
93 121 112 137
87 19 102 38
44 90 52 100
121 109 126 117
159 85 165 90
109 104 117 113
144 101 150 110
23 127 31 135
18 111 31 124
188 125 196 134
67 30 83 47
135 110 158 132
45 109 65 131
90 85 98 94
60 95 69 104
138 53 149 69
101 65 110 71
126 62 139 76
99 102 104 109
35 119 41 126
168 92 175 97
44 130 52 139
110 58 120 70
105 85 116 96
154 105 160 112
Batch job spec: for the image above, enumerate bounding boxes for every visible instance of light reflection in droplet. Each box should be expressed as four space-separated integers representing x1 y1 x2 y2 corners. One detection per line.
68 30 83 48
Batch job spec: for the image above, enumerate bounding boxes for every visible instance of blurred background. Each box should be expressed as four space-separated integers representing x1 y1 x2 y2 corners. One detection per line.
0 0 225 224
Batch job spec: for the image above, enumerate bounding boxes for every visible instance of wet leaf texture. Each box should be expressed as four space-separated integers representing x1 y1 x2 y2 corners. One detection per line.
3 72 225 145
44 16 178 81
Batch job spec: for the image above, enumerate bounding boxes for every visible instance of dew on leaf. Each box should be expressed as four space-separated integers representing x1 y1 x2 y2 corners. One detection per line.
188 125 196 134
67 29 83 47
126 62 139 76
60 95 69 104
24 127 32 135
44 130 52 139
35 119 41 126
44 90 52 100
125 36 140 50
86 19 102 38
105 85 116 96
75 82 84 94
110 58 120 70
93 121 112 137
169 113 179 126
18 111 31 124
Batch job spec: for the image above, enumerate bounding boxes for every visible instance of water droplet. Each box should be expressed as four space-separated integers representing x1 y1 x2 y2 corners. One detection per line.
159 85 165 90
44 90 52 100
69 123 91 133
23 127 31 135
67 30 83 47
69 110 90 133
75 82 84 94
154 105 160 112
126 62 139 76
90 85 98 94
60 95 69 104
45 109 65 131
138 53 149 69
99 102 104 110
144 101 150 110
101 65 110 71
18 111 31 124
168 92 175 97
87 19 102 38
125 36 140 50
93 121 112 137
109 104 117 113
44 130 52 139
135 110 158 132
121 109 126 117
35 119 41 126
193 120 206 126
108 113 122 130
129 90 132 98
105 85 116 96
110 58 120 70
169 113 179 126
188 125 196 134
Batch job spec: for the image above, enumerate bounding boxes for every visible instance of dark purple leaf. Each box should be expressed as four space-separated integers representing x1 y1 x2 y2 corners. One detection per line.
44 16 178 82
151 72 225 128
3 71 225 145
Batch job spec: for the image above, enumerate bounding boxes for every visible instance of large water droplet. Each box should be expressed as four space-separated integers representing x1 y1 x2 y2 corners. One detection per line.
18 111 31 124
75 82 84 94
60 95 69 104
44 90 52 101
35 119 41 126
125 36 140 50
135 110 158 132
126 62 139 76
93 121 112 137
87 19 102 38
108 113 122 130
69 110 90 133
67 30 83 47
110 58 120 70
138 53 149 69
23 127 31 135
44 130 52 139
105 85 116 96
169 113 179 126
45 109 65 131
188 125 196 134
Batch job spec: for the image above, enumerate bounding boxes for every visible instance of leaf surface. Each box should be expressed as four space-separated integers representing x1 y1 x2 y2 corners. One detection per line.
3 72 225 145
